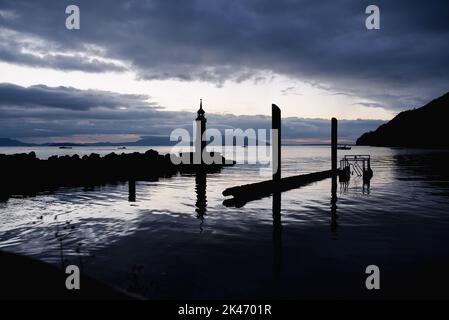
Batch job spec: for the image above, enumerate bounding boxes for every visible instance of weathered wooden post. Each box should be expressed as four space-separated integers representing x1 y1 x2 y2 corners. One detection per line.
272 104 282 223
222 110 338 205
272 104 282 279
331 117 338 174
272 104 281 183
272 104 281 217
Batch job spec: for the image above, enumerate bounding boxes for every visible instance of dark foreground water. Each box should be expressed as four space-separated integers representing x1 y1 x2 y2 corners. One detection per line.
1 146 449 299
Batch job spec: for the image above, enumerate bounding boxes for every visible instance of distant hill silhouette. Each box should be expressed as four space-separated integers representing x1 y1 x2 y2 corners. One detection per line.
0 134 270 147
123 136 178 146
0 138 35 146
357 92 449 148
0 136 176 147
43 142 84 147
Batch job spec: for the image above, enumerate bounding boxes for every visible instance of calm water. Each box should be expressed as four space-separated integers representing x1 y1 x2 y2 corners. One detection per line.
1 146 449 298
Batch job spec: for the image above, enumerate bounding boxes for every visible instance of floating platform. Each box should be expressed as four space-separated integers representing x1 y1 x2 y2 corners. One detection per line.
339 155 373 182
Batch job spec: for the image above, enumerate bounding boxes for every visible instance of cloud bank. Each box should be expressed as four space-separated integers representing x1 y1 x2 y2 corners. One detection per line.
1 0 448 109
0 83 384 144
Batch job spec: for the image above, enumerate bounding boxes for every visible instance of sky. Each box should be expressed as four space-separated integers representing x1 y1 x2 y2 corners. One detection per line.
0 0 448 144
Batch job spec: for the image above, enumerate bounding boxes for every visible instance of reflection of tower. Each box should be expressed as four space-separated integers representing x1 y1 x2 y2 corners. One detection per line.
195 99 207 164
195 171 207 232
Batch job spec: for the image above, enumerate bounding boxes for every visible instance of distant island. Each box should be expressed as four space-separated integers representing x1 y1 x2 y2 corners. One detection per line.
357 92 449 148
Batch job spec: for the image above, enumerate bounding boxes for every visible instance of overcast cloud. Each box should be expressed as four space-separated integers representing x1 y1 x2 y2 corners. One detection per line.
1 0 448 107
0 0 447 142
0 83 383 143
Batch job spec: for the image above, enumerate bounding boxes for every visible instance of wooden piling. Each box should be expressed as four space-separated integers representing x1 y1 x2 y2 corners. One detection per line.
223 105 339 207
222 170 333 207
331 118 338 173
272 104 281 183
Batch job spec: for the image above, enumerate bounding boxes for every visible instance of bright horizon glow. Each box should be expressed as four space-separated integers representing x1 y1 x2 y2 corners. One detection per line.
0 62 395 121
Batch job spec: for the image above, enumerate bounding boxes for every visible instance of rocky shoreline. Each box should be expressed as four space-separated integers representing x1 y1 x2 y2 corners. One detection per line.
0 150 234 201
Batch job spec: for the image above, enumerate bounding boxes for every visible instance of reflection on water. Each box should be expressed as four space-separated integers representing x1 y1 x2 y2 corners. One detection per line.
331 175 338 238
128 180 136 203
195 172 207 233
272 190 282 282
1 146 449 298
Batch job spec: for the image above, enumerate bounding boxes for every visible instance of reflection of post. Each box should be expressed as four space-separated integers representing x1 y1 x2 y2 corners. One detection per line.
331 175 338 236
363 180 371 195
273 190 282 281
195 171 207 232
331 118 338 236
128 180 136 202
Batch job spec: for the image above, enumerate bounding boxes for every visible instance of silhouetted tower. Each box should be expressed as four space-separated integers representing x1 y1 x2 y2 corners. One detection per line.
195 99 207 163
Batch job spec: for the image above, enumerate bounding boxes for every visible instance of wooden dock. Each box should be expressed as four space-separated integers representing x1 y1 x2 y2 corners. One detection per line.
222 105 339 208
223 170 334 207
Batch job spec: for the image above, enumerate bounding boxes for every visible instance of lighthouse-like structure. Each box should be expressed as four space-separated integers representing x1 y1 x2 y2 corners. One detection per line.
195 99 207 164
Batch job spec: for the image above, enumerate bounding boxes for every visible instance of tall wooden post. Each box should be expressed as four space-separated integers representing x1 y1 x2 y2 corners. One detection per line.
331 118 338 174
272 104 282 279
272 104 281 183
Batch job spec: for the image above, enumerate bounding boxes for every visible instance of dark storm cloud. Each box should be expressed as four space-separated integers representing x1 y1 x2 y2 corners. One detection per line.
1 0 448 110
0 83 383 143
0 83 156 111
0 25 126 73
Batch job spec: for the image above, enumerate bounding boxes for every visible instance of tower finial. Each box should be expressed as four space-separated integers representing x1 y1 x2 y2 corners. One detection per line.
197 99 205 118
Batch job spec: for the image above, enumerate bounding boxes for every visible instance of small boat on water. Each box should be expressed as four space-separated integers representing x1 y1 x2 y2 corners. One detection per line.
59 146 73 149
337 145 352 150
118 147 127 150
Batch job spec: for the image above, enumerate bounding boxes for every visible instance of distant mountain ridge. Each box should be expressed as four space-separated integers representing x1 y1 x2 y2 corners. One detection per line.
356 92 449 148
0 136 176 147
0 138 35 146
0 134 269 147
